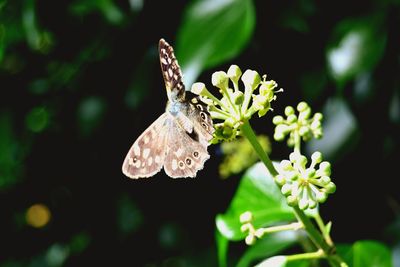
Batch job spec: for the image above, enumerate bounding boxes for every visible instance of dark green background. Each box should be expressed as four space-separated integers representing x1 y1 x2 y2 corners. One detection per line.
1 0 399 266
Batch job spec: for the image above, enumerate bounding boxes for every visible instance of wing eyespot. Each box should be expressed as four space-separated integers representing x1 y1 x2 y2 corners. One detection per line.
200 112 206 120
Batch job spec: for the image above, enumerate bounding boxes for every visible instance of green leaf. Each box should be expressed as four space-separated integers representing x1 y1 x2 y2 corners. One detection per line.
254 256 287 267
337 240 392 267
176 0 255 85
216 162 295 241
237 232 298 267
326 16 387 87
255 256 309 267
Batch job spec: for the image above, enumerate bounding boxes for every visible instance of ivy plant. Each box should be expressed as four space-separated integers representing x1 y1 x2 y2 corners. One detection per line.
191 65 392 267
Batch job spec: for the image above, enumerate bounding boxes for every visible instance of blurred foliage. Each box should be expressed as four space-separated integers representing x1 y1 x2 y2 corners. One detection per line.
326 16 387 88
176 0 255 85
219 135 270 178
0 112 24 189
0 0 399 266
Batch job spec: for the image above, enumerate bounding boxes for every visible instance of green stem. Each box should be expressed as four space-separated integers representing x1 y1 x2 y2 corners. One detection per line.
294 130 301 154
257 222 303 237
240 120 346 267
314 212 334 246
241 86 253 115
286 249 324 262
241 121 278 177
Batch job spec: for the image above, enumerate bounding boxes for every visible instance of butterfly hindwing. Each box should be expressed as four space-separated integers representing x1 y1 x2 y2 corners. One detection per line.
122 113 168 179
164 114 210 178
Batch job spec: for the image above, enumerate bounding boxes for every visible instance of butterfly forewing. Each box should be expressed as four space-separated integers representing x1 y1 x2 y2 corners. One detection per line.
122 113 168 179
159 39 185 102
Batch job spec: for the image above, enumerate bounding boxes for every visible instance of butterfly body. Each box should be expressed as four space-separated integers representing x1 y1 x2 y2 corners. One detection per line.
122 39 214 179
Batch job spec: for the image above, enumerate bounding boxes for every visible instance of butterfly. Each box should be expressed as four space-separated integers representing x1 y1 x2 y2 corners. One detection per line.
122 39 214 178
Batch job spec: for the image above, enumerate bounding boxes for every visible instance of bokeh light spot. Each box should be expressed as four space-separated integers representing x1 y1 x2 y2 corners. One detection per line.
26 203 51 228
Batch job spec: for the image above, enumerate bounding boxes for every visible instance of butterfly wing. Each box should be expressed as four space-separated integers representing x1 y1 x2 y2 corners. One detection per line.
122 113 168 179
163 113 210 178
186 93 215 146
159 39 186 103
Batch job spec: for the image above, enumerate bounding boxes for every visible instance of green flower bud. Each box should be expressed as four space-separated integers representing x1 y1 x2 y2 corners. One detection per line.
191 82 207 95
311 151 323 164
276 124 291 135
287 114 297 123
281 184 292 195
257 107 269 117
297 102 308 112
212 71 229 90
252 94 268 110
315 191 328 202
318 162 331 176
297 155 308 168
308 199 318 209
313 129 323 138
299 107 311 121
310 120 322 130
280 160 292 171
233 91 244 105
245 234 256 245
325 182 336 193
287 195 298 206
273 115 284 125
285 106 295 116
287 171 299 181
299 198 309 210
314 112 323 121
290 182 300 197
320 176 331 185
241 70 261 90
275 174 286 185
227 65 242 83
306 169 316 178
240 211 253 223
299 126 309 136
274 132 285 141
289 152 301 163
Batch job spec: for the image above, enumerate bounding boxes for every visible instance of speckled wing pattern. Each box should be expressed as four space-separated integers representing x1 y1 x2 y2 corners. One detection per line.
158 39 185 102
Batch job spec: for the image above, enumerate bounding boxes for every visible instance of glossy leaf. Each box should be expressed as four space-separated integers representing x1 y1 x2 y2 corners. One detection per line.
337 240 392 267
237 231 298 267
216 162 295 241
176 0 255 85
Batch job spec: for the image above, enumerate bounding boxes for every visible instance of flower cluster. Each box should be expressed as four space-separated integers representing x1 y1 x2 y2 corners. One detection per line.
273 102 323 146
275 152 336 210
191 65 281 143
